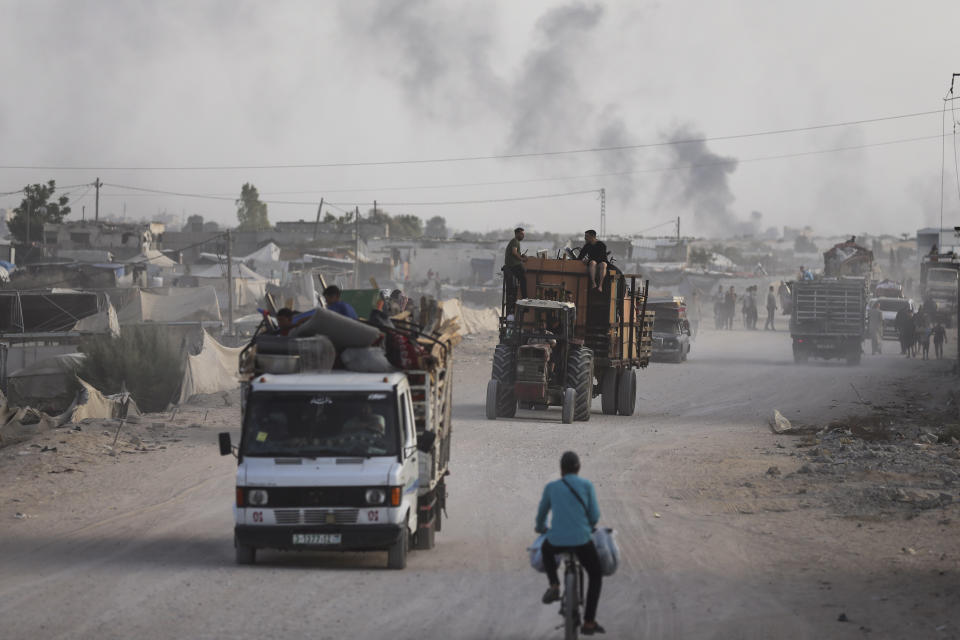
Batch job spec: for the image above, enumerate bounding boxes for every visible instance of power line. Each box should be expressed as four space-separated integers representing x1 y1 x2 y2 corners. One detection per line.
0 109 943 171
97 133 946 208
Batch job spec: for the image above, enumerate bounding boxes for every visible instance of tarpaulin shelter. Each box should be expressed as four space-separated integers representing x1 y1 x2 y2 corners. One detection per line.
115 286 222 325
178 331 242 402
7 353 85 414
0 290 118 336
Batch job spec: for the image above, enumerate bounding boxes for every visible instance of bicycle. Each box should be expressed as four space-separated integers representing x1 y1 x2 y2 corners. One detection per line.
557 551 585 640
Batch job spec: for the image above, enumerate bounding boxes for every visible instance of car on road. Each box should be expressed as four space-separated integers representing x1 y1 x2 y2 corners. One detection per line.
867 297 915 340
652 316 691 363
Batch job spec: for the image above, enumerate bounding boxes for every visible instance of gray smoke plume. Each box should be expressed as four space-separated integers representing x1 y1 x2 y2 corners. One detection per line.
336 0 505 122
657 124 748 237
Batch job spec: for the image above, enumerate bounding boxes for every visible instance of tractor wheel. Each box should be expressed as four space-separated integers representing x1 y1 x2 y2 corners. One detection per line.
617 368 637 416
565 347 593 422
600 367 618 415
491 345 517 418
485 379 499 420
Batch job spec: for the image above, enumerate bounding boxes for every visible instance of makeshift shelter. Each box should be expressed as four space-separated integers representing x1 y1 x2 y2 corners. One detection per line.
115 286 222 325
0 290 116 335
178 331 243 402
439 298 500 334
7 353 85 414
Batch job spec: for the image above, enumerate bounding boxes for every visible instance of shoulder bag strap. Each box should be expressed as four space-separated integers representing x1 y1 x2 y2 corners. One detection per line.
561 477 590 518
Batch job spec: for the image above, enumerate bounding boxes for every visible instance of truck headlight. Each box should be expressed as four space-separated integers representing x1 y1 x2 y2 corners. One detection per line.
248 489 268 506
365 488 386 505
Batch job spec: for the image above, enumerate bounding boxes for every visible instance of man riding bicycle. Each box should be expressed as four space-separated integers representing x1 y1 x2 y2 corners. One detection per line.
535 451 605 635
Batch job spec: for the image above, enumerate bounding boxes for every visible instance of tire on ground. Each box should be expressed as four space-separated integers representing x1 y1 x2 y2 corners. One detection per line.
565 347 593 422
617 368 637 416
600 367 618 415
388 522 409 569
491 344 517 418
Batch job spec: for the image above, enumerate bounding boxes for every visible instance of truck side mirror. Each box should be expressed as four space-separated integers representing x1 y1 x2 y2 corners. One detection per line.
218 432 233 456
417 431 436 454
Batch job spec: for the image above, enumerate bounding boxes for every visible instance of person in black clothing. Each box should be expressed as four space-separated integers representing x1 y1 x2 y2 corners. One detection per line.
579 230 608 291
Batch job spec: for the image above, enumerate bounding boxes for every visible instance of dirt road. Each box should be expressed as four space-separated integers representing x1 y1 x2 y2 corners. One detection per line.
1 329 958 639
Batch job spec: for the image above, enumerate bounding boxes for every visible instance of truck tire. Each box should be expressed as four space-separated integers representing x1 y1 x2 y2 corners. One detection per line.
388 523 409 569
491 345 517 418
561 388 575 424
793 344 808 364
565 347 593 422
600 367 618 415
617 368 637 416
846 343 862 366
485 379 499 420
235 543 256 565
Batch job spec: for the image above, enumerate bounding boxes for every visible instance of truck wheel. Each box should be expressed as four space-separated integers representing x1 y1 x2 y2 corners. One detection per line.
235 543 256 565
485 379 499 420
565 347 593 422
388 523 409 569
617 368 637 416
561 388 575 424
413 522 435 550
793 345 808 364
846 345 862 365
491 345 517 418
600 367 618 415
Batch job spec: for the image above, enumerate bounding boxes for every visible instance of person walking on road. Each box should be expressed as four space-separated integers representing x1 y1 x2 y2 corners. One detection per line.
933 322 948 359
867 304 883 355
894 306 912 356
724 286 736 329
536 451 605 636
764 285 777 330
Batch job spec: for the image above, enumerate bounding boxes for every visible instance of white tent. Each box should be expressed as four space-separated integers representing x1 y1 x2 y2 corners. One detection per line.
116 286 222 324
178 331 242 401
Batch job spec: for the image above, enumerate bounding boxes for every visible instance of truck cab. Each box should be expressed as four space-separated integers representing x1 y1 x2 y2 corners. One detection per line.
647 298 691 363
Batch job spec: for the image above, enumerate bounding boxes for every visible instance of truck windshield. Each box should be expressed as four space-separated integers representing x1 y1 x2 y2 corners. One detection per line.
242 391 398 458
929 269 958 284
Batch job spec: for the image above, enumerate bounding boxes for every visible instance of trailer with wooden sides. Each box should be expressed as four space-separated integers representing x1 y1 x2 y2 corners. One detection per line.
487 257 653 420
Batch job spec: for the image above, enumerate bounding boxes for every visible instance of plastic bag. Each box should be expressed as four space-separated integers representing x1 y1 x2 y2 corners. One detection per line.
341 346 396 373
592 527 619 577
527 534 546 573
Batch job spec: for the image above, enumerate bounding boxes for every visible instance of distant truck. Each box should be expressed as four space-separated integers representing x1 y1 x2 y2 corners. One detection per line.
920 254 960 327
790 279 867 364
647 297 692 363
867 297 915 340
219 317 453 569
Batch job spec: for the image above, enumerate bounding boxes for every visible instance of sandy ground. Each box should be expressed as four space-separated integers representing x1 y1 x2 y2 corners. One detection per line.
1 327 959 639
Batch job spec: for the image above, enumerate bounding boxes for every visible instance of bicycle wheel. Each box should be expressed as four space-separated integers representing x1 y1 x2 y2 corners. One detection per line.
564 569 579 640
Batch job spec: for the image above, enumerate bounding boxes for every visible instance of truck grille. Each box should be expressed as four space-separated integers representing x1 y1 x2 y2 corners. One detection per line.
273 508 359 525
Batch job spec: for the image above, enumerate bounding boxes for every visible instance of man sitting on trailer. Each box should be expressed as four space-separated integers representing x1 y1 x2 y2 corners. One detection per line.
578 230 609 291
323 285 359 320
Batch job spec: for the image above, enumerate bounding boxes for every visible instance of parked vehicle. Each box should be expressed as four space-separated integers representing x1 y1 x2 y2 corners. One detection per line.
219 319 453 569
920 254 959 327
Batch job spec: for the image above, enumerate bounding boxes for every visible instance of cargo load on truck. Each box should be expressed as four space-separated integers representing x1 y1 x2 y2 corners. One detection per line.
487 256 653 421
219 307 453 569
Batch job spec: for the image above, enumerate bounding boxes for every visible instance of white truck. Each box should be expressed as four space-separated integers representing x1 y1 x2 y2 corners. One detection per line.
219 330 453 569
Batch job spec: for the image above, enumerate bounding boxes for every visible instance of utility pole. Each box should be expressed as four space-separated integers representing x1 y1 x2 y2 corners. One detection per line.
677 216 681 245
599 188 606 237
226 230 234 335
312 198 324 243
25 200 31 252
94 178 101 222
354 205 361 288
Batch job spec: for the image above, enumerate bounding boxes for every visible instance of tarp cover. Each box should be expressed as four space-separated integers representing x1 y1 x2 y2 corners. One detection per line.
8 353 85 414
439 298 500 334
178 331 242 402
116 286 222 324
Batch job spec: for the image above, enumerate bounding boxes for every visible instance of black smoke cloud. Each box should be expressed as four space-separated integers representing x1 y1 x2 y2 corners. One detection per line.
656 124 753 237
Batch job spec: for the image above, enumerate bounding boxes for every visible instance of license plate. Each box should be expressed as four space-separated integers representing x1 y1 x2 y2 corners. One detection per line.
292 533 341 545
816 343 833 349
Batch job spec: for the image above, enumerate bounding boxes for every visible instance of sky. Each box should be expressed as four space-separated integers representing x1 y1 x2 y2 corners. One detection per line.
1 0 959 238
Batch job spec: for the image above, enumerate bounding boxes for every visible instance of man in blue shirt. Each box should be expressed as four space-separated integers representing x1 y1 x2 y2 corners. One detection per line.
535 451 605 635
323 285 359 320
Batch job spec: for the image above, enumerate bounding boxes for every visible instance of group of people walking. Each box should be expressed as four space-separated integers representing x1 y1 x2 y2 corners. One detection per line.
712 284 779 331
888 306 948 360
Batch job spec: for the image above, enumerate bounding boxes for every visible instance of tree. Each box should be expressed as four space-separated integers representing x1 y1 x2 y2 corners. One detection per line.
391 214 423 238
424 216 448 239
183 214 205 232
236 183 270 231
8 180 71 244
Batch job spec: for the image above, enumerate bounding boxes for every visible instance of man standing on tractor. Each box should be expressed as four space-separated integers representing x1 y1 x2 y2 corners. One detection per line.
578 230 608 291
504 227 528 309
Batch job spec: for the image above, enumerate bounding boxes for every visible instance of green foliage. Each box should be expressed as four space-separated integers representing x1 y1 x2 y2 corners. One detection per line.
78 326 184 412
689 247 712 266
424 216 447 239
709 243 745 267
236 183 270 231
391 214 423 238
9 180 71 244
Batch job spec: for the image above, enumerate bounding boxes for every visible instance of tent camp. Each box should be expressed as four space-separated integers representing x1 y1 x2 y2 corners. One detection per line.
178 331 242 402
115 286 222 325
7 353 85 413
